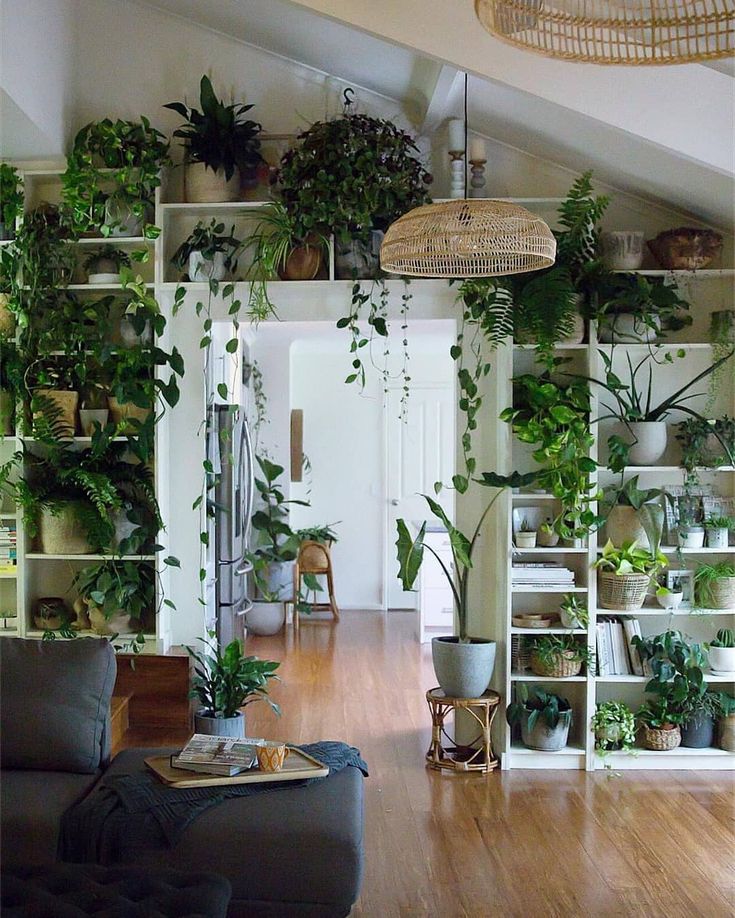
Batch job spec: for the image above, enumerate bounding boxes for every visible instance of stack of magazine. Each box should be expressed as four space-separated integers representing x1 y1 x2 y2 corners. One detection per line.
512 563 575 590
171 734 265 777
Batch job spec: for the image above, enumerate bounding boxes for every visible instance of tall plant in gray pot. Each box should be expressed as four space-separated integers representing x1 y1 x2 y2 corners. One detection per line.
396 471 536 698
187 636 280 738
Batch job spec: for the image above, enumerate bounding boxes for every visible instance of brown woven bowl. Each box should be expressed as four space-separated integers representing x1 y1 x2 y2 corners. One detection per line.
647 228 722 271
640 724 681 751
530 650 582 678
598 572 650 611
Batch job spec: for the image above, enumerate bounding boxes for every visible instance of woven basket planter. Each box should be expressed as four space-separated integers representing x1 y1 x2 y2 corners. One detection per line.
39 503 94 555
640 724 681 752
530 650 582 678
108 397 152 432
706 578 735 610
33 389 78 437
598 572 650 610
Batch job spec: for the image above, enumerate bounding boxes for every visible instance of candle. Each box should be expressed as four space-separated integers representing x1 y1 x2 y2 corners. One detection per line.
447 119 465 153
469 137 487 162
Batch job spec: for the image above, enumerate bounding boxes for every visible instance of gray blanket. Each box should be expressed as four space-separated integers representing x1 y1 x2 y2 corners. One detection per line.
59 741 368 861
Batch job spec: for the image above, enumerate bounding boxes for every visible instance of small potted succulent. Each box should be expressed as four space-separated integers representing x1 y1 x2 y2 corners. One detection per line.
165 76 262 203
515 517 537 549
506 685 572 752
0 164 23 240
656 577 684 610
537 518 559 547
530 634 593 678
591 701 636 753
694 560 735 610
636 698 682 751
593 538 667 611
187 635 280 738
708 629 735 676
705 514 732 550
83 245 131 284
559 595 588 629
171 219 242 283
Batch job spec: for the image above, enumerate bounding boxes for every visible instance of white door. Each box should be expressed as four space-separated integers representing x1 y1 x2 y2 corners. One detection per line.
385 384 455 609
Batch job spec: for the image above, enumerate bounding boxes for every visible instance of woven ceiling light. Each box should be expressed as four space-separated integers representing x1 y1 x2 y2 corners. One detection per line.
474 0 735 65
380 199 556 277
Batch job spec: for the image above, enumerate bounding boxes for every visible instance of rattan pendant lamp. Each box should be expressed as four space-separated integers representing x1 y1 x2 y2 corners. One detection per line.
474 0 735 65
380 75 556 278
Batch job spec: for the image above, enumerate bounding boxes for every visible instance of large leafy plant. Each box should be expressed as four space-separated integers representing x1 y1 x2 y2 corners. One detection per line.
171 219 242 275
591 271 691 337
187 636 280 719
278 112 431 245
593 538 667 577
165 76 262 180
506 684 572 731
396 471 536 642
74 560 156 624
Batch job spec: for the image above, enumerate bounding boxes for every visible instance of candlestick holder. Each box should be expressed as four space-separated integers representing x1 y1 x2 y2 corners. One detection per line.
449 151 465 199
470 159 487 197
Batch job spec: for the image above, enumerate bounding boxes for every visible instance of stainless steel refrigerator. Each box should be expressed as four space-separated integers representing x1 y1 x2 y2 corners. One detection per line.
210 404 255 649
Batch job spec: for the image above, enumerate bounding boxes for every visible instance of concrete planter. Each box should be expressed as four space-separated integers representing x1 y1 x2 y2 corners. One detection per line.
520 708 571 751
706 527 729 549
246 601 285 636
194 710 246 738
680 710 715 748
431 636 496 699
626 421 668 466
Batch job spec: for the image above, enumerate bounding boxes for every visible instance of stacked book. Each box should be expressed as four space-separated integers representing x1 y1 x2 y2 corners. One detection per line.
596 617 651 677
0 523 17 573
170 734 263 777
512 563 575 590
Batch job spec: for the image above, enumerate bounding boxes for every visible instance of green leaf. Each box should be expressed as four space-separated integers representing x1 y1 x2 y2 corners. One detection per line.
225 338 239 353
395 519 425 591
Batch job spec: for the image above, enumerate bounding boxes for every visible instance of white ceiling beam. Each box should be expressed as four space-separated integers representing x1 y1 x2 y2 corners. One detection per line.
418 64 460 134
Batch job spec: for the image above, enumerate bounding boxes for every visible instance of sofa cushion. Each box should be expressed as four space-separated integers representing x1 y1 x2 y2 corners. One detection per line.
0 770 100 868
0 637 116 773
90 747 364 916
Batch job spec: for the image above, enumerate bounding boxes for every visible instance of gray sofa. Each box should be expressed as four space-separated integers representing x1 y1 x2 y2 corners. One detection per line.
0 638 364 917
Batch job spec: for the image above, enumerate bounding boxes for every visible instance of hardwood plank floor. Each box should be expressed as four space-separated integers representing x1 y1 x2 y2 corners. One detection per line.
126 610 735 917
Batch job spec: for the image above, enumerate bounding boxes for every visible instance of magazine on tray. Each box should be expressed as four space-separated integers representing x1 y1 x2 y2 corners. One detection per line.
171 734 266 777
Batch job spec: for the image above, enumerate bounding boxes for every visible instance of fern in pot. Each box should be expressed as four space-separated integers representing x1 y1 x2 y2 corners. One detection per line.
397 471 535 698
187 636 280 738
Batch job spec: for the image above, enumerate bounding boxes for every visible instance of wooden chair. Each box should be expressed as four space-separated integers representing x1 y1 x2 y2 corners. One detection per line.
292 540 339 626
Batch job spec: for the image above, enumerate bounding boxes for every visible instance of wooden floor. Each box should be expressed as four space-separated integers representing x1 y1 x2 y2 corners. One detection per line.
127 610 735 917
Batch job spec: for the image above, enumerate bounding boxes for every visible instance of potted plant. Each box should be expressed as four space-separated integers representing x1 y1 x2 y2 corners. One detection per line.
591 701 636 753
678 511 705 549
677 416 735 473
0 164 23 240
537 518 559 547
593 537 667 611
716 692 735 752
594 272 690 344
277 110 431 279
295 523 340 546
62 118 169 236
506 684 572 752
10 205 76 309
187 635 280 738
708 629 735 676
694 560 735 610
530 633 593 678
515 517 537 548
30 361 81 438
0 341 22 436
83 245 131 284
397 471 535 697
705 514 732 549
656 578 684 609
165 76 262 203
578 348 733 470
636 698 682 751
79 382 110 436
602 475 662 549
559 595 588 629
73 560 154 636
171 219 242 283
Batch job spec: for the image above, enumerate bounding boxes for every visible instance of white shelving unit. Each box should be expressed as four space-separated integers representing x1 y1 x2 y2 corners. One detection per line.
499 281 734 770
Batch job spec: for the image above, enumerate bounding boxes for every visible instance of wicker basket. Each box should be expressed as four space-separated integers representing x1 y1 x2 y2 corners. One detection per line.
39 504 94 555
530 650 582 678
598 572 651 610
640 724 681 752
707 578 735 610
108 397 152 432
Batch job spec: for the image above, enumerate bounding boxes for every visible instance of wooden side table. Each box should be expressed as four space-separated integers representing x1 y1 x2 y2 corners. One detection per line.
425 687 501 773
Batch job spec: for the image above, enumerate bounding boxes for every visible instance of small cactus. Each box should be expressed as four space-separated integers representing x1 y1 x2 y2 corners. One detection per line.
712 628 735 648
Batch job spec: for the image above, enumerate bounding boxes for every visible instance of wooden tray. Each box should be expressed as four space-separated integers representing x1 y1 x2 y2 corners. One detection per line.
145 747 329 788
512 616 552 628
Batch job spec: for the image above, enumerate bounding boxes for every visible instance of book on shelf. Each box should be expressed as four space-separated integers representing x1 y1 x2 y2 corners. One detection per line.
622 617 644 677
596 617 651 676
171 733 264 777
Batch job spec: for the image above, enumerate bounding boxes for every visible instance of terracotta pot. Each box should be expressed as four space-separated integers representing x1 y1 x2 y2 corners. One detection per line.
278 242 323 281
108 396 152 431
33 390 78 437
0 293 15 339
185 162 240 203
39 503 94 555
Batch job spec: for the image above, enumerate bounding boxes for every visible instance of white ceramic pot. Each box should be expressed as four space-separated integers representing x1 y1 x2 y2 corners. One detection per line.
678 526 705 549
559 609 583 629
87 272 121 285
246 601 285 636
185 162 241 203
657 590 683 609
709 645 735 675
601 231 645 270
706 527 729 549
516 532 538 548
604 506 649 550
119 317 152 348
626 422 668 466
599 314 662 344
189 251 228 283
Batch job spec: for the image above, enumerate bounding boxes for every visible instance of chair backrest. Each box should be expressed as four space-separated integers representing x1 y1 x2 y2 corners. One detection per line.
297 540 331 574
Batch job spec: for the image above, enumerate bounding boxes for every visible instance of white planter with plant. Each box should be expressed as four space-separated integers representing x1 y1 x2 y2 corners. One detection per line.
166 76 262 204
397 472 532 698
515 519 537 549
705 515 732 549
506 685 572 752
559 595 588 629
602 476 662 549
678 524 705 549
594 271 689 344
708 629 735 675
83 245 131 285
656 583 684 609
245 600 286 637
187 636 280 738
171 219 242 284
